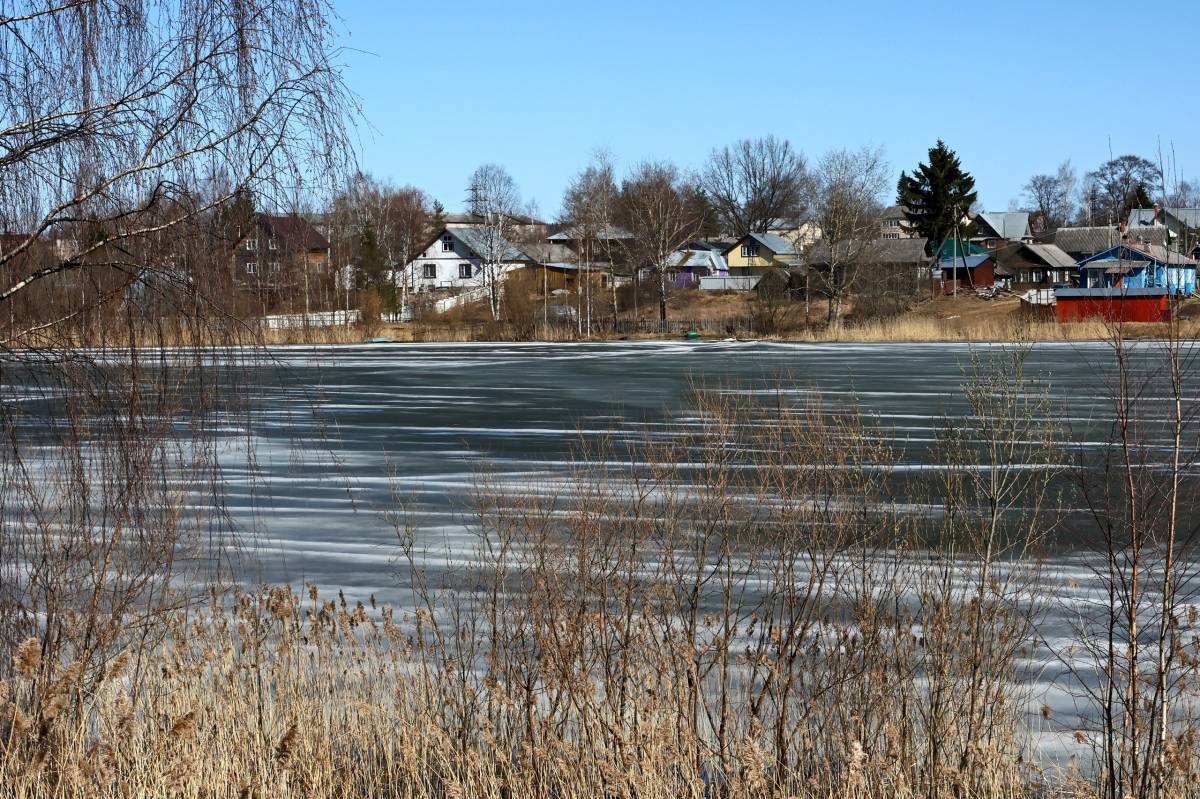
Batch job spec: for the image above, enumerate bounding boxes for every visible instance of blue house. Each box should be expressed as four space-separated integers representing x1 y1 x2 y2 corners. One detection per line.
1076 243 1197 295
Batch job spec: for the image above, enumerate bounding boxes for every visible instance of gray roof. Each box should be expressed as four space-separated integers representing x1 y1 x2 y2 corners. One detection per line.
1128 207 1200 229
728 232 797 256
976 211 1031 240
450 227 531 262
1023 243 1077 269
547 224 633 242
665 249 729 271
804 237 929 266
869 237 929 264
520 242 577 264
878 205 908 219
1054 226 1166 255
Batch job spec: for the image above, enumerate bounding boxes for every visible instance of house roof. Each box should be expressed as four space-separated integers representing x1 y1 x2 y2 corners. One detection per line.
975 211 1031 240
1054 226 1167 255
449 226 531 262
547 224 633 242
878 205 908 220
938 254 993 269
520 242 577 264
1023 243 1077 269
1077 243 1196 269
445 211 545 227
1128 207 1200 229
869 237 929 264
665 249 729 271
725 232 798 257
260 214 330 251
1056 287 1170 298
993 241 1077 270
805 237 929 266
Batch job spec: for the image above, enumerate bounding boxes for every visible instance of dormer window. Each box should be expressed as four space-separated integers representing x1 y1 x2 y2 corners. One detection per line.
441 235 453 252
741 243 760 258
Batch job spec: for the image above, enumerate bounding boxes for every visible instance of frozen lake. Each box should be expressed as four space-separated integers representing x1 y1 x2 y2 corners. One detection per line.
200 338 1189 594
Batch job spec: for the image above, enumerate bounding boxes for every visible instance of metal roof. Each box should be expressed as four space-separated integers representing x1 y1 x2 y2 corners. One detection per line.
938 254 992 269
1128 207 1200 229
977 211 1031 240
1055 287 1169 298
1077 243 1196 268
547 224 633 242
450 227 531 262
1054 226 1166 255
1023 243 1077 269
736 232 797 256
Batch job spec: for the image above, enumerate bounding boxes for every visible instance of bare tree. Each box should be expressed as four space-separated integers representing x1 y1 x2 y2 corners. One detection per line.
807 147 890 330
617 162 707 329
701 136 808 237
1085 155 1161 225
467 164 522 321
562 151 621 335
1166 179 1200 209
330 174 433 314
1023 160 1077 230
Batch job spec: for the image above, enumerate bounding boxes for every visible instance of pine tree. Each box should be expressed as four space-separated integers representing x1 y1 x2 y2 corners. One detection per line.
429 199 447 233
896 140 977 252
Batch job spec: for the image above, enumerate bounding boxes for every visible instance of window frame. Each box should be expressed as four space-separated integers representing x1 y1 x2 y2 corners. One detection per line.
422 263 437 280
458 263 473 279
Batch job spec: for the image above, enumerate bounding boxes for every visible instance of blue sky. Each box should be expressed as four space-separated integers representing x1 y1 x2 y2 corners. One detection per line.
334 0 1199 217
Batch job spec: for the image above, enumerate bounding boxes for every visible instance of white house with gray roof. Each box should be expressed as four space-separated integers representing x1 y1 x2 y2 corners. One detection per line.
397 227 534 294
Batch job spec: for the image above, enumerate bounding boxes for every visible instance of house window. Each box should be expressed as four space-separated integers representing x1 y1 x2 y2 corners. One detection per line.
423 264 437 279
245 238 257 252
883 232 900 240
741 243 760 258
245 262 257 274
268 238 278 250
458 263 472 279
269 261 280 273
441 235 453 252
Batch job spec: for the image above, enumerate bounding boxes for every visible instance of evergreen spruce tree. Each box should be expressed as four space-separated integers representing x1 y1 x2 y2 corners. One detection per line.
896 140 978 253
358 223 392 304
429 199 447 232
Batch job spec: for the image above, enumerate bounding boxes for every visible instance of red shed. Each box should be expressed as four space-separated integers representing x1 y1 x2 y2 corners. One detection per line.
936 254 1001 295
1054 287 1170 324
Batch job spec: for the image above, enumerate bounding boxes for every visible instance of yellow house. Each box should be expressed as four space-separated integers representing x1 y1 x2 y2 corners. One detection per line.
723 232 803 276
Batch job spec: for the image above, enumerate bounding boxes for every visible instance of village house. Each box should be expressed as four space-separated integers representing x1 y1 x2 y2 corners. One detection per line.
878 205 917 240
931 250 1008 293
1127 206 1200 258
1075 242 1196 294
723 232 803 277
1053 225 1166 261
231 214 331 301
992 241 1077 288
972 211 1033 248
399 226 534 294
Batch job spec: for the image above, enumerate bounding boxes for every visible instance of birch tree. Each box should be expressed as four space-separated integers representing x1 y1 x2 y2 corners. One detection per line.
618 162 707 329
808 147 890 330
467 164 522 321
563 151 620 334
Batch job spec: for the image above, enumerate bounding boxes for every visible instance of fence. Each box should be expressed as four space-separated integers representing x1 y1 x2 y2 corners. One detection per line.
259 310 361 330
699 276 761 292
